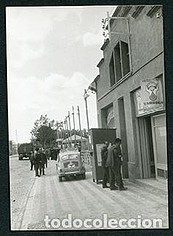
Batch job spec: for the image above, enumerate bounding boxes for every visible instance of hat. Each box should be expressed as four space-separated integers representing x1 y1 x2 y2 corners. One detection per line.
114 138 121 144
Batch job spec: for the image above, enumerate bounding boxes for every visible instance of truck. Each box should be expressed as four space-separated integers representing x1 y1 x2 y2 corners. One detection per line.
18 143 34 160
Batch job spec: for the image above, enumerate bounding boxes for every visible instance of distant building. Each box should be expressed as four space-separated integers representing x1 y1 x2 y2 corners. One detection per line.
92 6 166 181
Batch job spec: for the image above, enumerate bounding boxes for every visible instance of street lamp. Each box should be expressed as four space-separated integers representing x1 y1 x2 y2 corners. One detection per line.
83 89 90 132
83 89 92 152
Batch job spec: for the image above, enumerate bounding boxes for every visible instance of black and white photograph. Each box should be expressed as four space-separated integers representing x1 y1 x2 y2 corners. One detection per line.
6 4 169 231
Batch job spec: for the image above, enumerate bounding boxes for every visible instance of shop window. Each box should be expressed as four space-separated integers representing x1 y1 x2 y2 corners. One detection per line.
109 41 130 86
109 53 115 86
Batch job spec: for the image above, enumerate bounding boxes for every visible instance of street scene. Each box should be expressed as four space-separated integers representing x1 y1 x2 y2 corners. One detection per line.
7 5 168 231
10 154 168 230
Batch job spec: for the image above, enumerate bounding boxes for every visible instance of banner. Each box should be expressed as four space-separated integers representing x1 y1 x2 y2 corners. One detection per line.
135 76 164 116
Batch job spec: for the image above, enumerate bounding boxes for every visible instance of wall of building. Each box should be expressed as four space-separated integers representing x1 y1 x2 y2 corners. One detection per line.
96 6 164 180
97 53 164 180
97 6 163 101
129 7 163 73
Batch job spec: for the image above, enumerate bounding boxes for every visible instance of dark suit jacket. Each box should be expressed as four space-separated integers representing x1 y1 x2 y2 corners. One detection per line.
101 145 108 167
106 145 122 167
34 152 41 164
41 153 47 164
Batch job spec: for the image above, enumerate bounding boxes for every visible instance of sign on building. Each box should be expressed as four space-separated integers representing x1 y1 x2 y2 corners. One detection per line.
134 76 164 116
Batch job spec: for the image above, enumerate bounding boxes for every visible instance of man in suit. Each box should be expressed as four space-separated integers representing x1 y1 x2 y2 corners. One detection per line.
29 151 35 171
101 141 109 188
39 148 47 175
45 148 50 167
106 138 127 191
34 147 41 177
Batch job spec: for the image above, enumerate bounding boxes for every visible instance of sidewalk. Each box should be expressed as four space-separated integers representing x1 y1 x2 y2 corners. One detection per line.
133 178 168 195
10 156 36 230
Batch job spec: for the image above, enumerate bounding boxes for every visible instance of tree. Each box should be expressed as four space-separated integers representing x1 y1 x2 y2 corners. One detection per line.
31 114 89 147
30 114 56 148
36 125 56 147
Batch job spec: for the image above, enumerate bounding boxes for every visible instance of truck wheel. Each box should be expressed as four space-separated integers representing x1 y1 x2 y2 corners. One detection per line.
59 176 62 182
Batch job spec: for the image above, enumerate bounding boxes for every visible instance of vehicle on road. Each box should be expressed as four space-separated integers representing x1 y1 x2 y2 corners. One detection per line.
18 143 33 160
56 150 86 181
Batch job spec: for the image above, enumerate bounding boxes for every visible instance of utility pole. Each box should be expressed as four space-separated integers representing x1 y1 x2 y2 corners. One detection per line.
83 89 91 151
83 89 90 131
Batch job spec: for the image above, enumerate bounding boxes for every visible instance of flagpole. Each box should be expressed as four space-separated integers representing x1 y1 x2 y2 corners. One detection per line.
65 117 69 148
77 106 82 148
56 121 59 144
68 111 72 147
63 120 66 148
72 106 76 147
60 121 63 148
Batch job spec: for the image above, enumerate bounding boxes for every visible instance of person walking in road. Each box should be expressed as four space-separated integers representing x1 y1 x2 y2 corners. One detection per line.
106 138 127 191
34 147 41 177
40 148 47 175
45 148 50 167
29 151 35 171
101 141 109 188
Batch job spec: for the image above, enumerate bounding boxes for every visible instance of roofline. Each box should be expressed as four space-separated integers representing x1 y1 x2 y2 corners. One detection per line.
97 58 104 68
100 39 109 51
94 75 100 82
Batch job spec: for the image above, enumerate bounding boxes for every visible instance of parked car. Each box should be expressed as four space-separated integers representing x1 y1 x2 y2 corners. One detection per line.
18 143 33 160
56 150 86 182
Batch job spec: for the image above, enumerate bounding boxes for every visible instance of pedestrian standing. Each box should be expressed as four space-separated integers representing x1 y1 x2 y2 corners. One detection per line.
101 141 109 188
106 138 127 191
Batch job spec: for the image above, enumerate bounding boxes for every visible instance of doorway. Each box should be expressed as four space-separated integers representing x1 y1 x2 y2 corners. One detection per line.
138 116 155 178
151 114 167 179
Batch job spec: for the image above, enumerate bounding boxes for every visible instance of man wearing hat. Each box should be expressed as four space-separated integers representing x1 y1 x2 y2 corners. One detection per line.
106 138 127 191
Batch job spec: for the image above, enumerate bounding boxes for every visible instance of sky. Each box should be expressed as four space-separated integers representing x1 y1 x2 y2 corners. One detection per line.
6 6 116 143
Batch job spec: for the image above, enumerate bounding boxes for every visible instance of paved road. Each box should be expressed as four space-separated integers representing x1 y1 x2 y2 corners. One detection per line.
10 157 168 230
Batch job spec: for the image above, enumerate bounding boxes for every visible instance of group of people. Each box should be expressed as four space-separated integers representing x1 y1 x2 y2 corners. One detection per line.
101 138 127 191
29 148 48 177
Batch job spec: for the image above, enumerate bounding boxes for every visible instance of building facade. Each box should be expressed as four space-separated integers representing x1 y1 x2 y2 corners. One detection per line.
93 6 166 181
